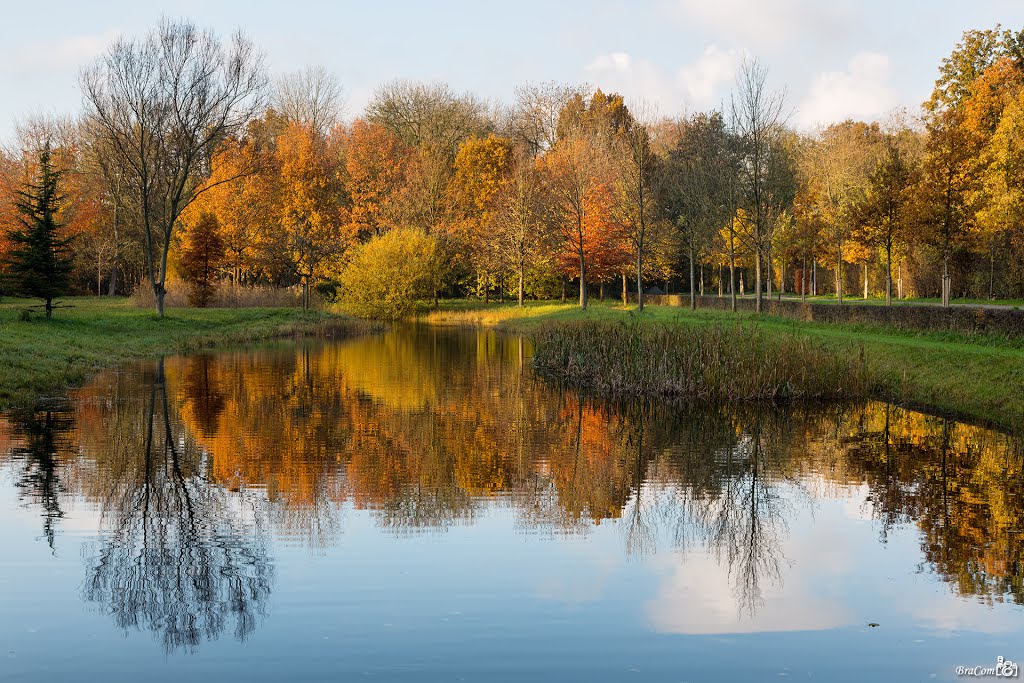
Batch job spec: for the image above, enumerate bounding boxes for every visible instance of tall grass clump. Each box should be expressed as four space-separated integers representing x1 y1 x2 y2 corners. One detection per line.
532 320 871 401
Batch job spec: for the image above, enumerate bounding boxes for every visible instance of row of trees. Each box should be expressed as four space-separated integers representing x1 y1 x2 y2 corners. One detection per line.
4 21 1024 316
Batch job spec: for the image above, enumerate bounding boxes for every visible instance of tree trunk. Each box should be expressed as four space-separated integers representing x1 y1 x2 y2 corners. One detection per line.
561 278 567 303
779 260 785 300
688 247 696 311
813 259 817 296
718 265 723 298
836 239 843 306
942 257 950 308
599 281 604 302
730 256 736 312
766 252 772 301
484 271 489 304
155 285 166 317
518 263 525 307
622 270 627 306
699 263 705 297
636 251 644 312
897 261 903 300
754 253 763 313
579 253 587 309
863 262 868 300
801 252 807 303
886 248 892 307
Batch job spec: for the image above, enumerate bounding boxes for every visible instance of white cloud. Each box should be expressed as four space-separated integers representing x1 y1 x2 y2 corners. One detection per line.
584 44 742 116
667 0 852 52
795 52 896 128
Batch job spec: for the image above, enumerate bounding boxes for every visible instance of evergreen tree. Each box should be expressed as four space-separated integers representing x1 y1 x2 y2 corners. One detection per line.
3 143 73 318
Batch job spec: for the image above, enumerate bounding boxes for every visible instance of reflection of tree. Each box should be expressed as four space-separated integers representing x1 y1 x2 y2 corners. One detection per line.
36 325 1024 627
81 359 273 653
8 410 75 551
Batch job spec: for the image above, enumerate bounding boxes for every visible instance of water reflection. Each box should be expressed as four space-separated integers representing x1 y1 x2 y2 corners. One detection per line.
1 326 1022 652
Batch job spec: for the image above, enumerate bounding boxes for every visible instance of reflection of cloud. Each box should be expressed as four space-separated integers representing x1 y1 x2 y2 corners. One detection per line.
795 52 896 128
899 590 1024 635
584 44 742 115
646 503 852 634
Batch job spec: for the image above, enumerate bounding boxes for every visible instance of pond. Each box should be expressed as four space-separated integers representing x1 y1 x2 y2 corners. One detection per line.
0 325 1022 681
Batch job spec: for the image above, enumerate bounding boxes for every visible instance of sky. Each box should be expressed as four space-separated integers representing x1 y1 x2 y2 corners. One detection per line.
1 0 1023 142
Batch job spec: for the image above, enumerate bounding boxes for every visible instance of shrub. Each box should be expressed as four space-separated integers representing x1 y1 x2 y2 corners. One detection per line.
338 227 441 319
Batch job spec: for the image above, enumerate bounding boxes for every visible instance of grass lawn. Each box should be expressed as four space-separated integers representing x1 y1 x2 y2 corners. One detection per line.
421 299 1024 432
0 296 361 410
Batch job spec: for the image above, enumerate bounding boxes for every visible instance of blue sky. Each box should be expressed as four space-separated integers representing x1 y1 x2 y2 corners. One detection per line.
2 0 1023 141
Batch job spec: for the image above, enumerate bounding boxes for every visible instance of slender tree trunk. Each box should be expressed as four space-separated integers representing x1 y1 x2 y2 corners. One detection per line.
699 263 705 297
766 252 772 301
942 257 950 308
886 247 892 307
989 242 995 299
636 251 644 312
801 252 807 301
836 238 843 306
779 260 785 300
688 247 696 311
561 278 567 303
730 256 736 312
622 270 627 306
599 281 604 302
579 254 587 309
755 253 763 313
718 265 723 298
863 262 868 300
813 258 817 296
518 261 525 307
898 261 903 300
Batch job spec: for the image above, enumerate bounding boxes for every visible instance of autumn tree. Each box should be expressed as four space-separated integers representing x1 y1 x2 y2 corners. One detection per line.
449 134 513 300
343 119 407 240
81 19 267 316
858 129 920 305
270 122 348 309
178 211 226 307
541 134 612 309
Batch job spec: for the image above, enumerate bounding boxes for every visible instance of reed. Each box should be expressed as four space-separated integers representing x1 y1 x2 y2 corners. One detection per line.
532 320 872 401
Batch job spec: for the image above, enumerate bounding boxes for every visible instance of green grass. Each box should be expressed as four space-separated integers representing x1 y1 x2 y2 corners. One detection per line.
0 297 367 410
419 299 1024 432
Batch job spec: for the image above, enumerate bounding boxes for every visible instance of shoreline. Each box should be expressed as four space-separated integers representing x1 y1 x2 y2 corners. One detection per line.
417 300 1024 433
0 297 373 412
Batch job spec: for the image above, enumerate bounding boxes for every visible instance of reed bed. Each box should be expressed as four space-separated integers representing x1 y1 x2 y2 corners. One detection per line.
532 320 872 401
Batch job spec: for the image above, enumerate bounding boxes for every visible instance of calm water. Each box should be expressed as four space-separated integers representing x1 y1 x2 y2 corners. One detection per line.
1 326 1022 682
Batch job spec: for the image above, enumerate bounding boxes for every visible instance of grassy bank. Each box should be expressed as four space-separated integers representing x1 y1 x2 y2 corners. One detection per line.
533 320 870 401
0 297 368 410
419 299 1024 432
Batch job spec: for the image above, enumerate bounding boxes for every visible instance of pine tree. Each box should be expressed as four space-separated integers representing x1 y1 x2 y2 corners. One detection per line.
3 144 73 318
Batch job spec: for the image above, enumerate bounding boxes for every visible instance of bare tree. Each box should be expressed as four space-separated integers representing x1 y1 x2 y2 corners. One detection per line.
511 81 589 156
731 59 787 313
81 19 267 316
273 65 344 135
